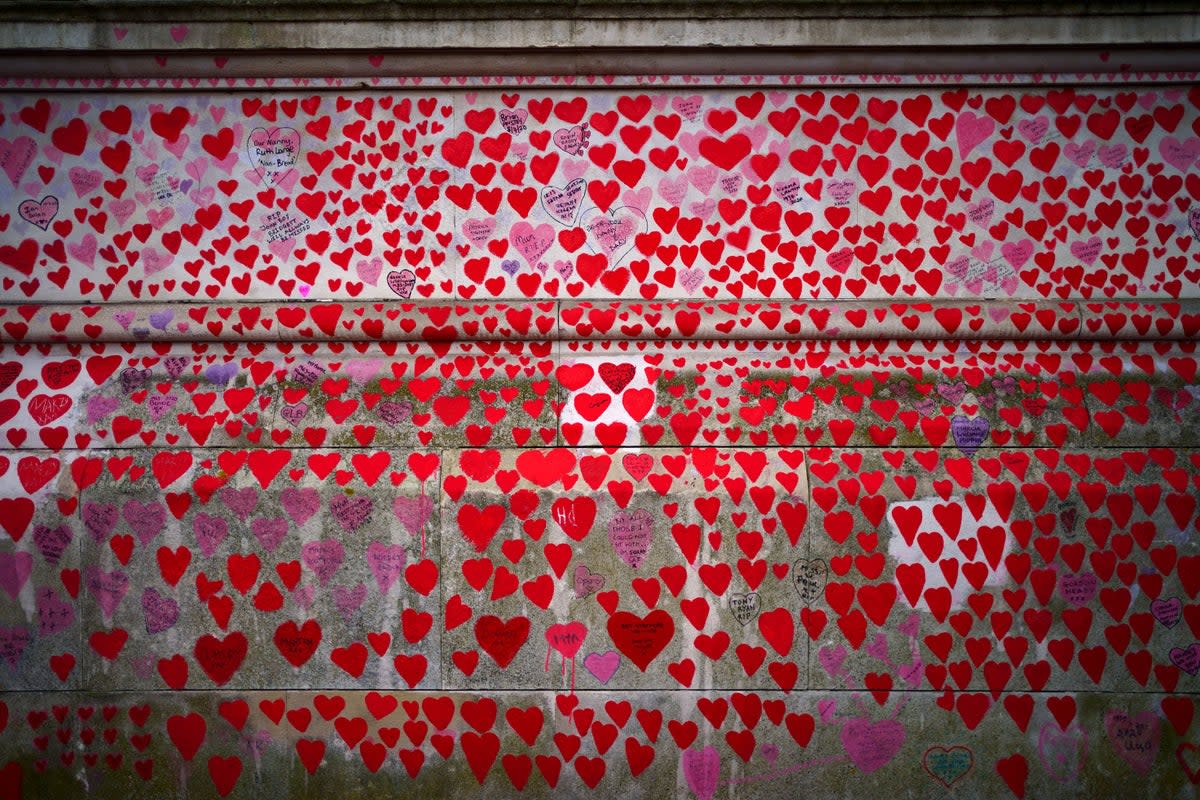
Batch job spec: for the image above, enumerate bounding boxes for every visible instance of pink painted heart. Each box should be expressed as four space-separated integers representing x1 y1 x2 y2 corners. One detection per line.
955 112 994 159
827 179 855 204
1063 140 1095 166
124 499 166 545
659 174 689 205
510 221 555 269
1160 136 1200 171
582 650 620 684
1104 710 1160 775
366 541 406 594
1097 144 1127 169
280 488 320 526
1059 571 1098 607
68 167 102 197
671 95 703 121
573 565 605 598
819 644 848 676
219 487 259 520
967 198 994 227
461 218 496 247
1170 643 1200 675
582 206 646 266
302 539 344 586
552 125 589 156
1017 116 1049 142
1070 237 1103 266
1038 722 1086 782
773 177 803 204
498 108 528 134
332 583 367 622
32 524 72 565
147 394 179 421
343 360 381 385
85 566 129 621
68 233 98 267
356 257 383 285
0 552 33 600
840 717 905 774
393 495 433 537
83 501 118 543
247 126 300 185
18 196 58 230
142 586 180 634
377 400 413 427
330 495 372 532
607 508 653 570
1000 239 1033 270
251 517 288 553
680 267 704 294
386 269 416 298
0 136 36 185
682 745 720 800
1150 597 1182 628
280 403 307 426
193 513 228 558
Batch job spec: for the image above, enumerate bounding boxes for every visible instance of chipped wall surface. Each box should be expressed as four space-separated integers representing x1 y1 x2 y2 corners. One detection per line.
1 37 1200 800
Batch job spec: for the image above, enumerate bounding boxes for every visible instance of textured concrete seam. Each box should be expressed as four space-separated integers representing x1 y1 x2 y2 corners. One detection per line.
1 15 1200 51
3 300 1197 343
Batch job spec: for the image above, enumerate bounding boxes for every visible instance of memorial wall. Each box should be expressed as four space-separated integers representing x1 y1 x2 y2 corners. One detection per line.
0 6 1198 797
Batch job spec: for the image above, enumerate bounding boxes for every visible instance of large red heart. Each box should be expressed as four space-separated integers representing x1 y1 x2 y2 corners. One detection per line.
474 614 530 668
606 609 675 672
458 504 507 552
193 631 248 686
274 620 322 667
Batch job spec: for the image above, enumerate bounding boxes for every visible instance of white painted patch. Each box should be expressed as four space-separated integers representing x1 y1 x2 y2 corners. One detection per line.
559 355 653 446
886 495 1013 612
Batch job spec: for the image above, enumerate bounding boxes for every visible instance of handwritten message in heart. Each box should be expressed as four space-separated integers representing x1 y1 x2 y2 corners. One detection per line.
247 127 300 185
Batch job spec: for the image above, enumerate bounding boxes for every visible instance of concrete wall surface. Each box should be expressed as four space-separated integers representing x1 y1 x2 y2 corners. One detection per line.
1 8 1200 800
0 0 1199 52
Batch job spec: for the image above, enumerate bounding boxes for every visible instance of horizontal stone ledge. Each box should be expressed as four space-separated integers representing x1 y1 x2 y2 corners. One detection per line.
2 14 1200 55
2 46 1200 81
5 0 1199 22
0 689 1196 799
3 62 1197 89
2 300 1198 343
4 686 1195 694
1 339 1195 453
